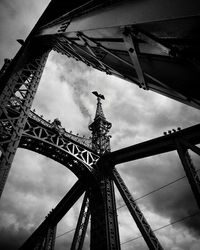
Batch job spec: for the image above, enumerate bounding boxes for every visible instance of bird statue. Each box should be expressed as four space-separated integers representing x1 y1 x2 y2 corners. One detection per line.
92 91 105 100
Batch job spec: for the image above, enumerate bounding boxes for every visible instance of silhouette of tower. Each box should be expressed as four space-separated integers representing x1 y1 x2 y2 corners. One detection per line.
89 91 111 154
0 1 200 249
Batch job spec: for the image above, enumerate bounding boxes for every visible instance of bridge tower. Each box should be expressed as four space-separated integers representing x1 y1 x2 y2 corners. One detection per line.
0 0 200 249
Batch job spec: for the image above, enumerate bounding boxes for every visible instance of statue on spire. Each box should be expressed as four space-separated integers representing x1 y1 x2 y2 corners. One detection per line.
89 91 112 154
92 91 105 100
92 91 106 120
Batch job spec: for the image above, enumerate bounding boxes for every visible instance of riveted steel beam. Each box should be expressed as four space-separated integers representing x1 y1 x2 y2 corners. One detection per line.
122 28 148 90
90 175 121 250
70 192 90 250
37 1 200 36
63 36 125 77
43 225 57 250
112 168 163 250
77 32 109 72
103 123 200 165
0 50 49 198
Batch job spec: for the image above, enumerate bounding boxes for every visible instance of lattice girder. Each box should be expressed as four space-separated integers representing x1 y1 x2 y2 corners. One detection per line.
28 110 93 149
0 48 50 197
20 116 99 173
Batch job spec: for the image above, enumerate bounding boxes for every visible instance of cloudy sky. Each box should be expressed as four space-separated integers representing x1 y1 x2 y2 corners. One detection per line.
0 1 200 250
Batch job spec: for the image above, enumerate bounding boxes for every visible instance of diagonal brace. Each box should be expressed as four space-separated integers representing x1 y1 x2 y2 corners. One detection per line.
175 139 200 209
18 180 85 250
179 138 200 157
70 191 90 250
122 28 148 90
112 168 163 250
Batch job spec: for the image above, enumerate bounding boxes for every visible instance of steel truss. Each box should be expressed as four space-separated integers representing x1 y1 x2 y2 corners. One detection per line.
12 103 199 250
1 0 200 249
21 112 98 171
16 120 200 249
0 48 49 197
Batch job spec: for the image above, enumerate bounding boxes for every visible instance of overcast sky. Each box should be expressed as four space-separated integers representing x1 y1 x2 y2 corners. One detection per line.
0 1 200 250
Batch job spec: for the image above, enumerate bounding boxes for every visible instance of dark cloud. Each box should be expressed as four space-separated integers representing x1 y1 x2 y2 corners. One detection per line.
0 225 32 250
0 0 50 63
118 152 200 240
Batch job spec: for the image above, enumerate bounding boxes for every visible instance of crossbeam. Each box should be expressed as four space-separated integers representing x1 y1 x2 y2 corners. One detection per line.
37 0 200 36
103 123 200 165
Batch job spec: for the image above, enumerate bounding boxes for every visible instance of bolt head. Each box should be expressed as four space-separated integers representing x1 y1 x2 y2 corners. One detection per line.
129 48 134 53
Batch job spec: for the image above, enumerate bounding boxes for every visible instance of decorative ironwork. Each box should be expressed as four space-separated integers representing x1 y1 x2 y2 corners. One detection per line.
22 116 98 170
89 92 121 250
89 92 112 154
0 50 49 197
29 110 93 149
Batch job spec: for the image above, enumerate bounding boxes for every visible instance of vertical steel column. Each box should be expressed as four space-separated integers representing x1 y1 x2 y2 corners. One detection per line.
70 192 90 250
100 172 121 250
112 168 163 250
90 187 108 250
89 173 121 250
175 139 200 209
0 49 49 197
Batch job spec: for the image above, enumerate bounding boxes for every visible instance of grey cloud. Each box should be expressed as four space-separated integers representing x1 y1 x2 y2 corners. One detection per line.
0 1 18 18
0 225 32 250
118 153 200 239
50 54 93 120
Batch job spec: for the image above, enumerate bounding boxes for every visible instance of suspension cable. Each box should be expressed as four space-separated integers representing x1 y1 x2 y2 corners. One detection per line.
121 211 200 245
117 168 200 210
117 175 186 210
56 228 75 238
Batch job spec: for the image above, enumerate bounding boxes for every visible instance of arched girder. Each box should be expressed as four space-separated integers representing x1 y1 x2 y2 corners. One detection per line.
28 110 93 149
18 117 99 178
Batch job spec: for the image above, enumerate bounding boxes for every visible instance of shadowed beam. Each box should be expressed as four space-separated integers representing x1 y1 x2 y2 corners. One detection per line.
103 123 200 165
37 0 200 36
19 180 85 250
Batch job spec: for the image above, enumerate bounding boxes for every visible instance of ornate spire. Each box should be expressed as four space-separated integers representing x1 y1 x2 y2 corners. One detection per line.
89 91 112 154
92 91 106 120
